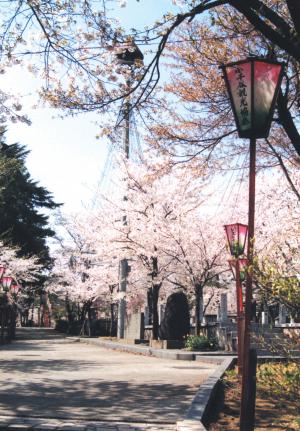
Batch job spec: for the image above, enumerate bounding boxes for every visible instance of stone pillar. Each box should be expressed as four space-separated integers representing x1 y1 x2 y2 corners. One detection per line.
117 260 127 338
220 293 228 324
144 307 150 325
279 304 287 325
159 304 165 324
261 311 268 325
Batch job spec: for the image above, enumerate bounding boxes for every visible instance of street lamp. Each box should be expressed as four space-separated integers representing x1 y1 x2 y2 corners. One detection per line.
225 223 248 375
221 57 285 431
115 40 144 66
224 223 248 258
221 58 284 139
2 276 13 292
10 284 21 295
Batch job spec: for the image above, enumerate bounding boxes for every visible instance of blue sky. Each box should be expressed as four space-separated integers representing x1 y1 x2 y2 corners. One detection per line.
3 0 180 212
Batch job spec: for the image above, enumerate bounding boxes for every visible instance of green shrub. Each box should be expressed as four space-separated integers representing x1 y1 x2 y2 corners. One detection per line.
185 335 218 351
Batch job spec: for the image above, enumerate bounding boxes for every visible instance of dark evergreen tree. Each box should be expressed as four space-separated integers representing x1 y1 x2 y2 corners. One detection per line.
160 291 190 341
0 132 61 267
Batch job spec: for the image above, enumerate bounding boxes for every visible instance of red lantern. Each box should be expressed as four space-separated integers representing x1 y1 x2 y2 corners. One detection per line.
2 276 13 291
221 57 284 139
224 223 248 257
10 284 21 295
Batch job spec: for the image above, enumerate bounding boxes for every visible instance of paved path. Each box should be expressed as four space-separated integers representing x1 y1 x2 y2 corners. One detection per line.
0 329 218 430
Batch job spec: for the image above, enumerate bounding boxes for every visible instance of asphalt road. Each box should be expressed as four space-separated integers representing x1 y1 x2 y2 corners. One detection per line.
0 328 217 430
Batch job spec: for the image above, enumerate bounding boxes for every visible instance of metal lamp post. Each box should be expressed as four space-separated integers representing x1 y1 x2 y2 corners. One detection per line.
224 223 248 375
221 57 285 431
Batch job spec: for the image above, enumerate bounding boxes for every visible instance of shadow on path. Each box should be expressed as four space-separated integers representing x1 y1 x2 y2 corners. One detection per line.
0 378 191 423
0 358 121 373
0 328 211 425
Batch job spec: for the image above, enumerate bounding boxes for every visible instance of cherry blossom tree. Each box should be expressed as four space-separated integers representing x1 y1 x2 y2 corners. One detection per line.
162 214 228 334
93 157 230 338
51 149 300 336
253 168 300 319
0 241 42 285
0 240 42 329
220 164 300 320
49 212 120 334
0 1 299 125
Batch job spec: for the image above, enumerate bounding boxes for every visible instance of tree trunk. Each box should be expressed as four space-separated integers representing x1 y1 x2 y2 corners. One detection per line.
65 294 74 324
147 288 153 324
150 255 161 340
87 304 92 337
152 284 160 340
31 304 34 323
194 284 203 336
110 303 115 336
80 301 91 336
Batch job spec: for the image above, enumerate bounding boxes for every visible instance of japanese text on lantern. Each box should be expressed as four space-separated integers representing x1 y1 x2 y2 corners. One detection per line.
234 66 250 126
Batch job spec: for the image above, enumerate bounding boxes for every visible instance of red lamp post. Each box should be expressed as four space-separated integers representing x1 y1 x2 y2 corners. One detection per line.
221 58 285 431
229 258 248 283
228 257 248 374
225 223 248 375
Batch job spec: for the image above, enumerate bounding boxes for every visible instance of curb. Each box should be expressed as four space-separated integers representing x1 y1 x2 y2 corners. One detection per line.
73 337 232 364
177 357 235 430
0 416 175 430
